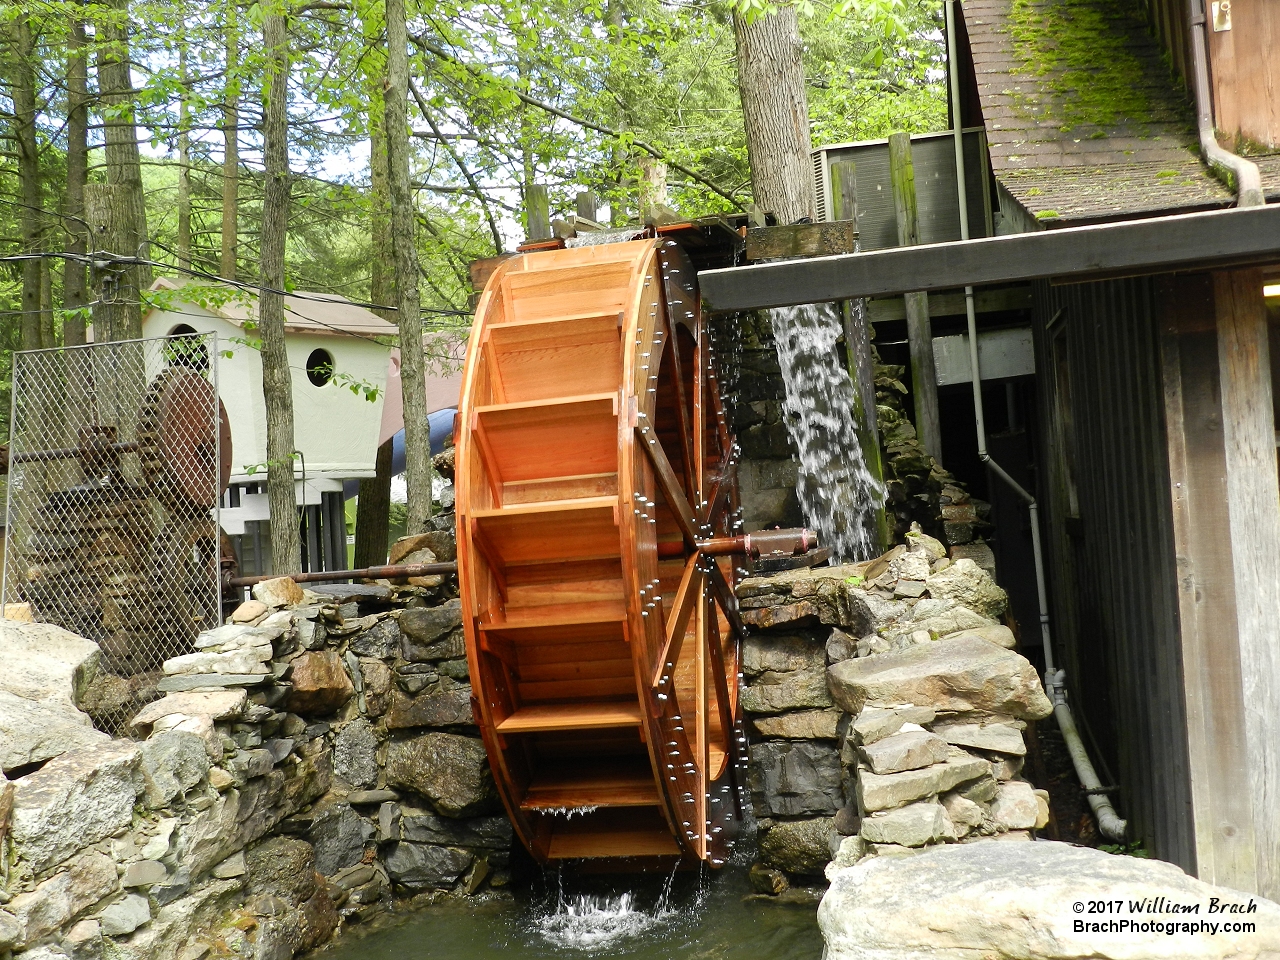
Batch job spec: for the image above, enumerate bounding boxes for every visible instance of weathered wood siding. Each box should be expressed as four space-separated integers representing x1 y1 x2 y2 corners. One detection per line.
1032 275 1195 871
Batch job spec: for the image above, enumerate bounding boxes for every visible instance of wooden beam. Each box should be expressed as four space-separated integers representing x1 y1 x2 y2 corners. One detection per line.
635 422 699 548
698 205 1280 312
865 285 1032 322
525 183 551 241
1215 266 1280 899
1159 274 1257 893
889 132 942 464
745 220 857 262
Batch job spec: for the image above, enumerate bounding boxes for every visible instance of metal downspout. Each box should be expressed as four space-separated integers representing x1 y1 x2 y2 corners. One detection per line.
945 0 1127 842
1188 0 1264 207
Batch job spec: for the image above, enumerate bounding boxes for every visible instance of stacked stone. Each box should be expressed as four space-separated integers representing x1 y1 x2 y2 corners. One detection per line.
736 525 1054 892
0 518 511 959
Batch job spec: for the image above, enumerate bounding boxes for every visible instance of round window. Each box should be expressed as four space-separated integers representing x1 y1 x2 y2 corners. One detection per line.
306 348 335 387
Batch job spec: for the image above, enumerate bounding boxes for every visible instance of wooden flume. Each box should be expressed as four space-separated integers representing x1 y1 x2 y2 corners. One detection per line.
455 237 754 865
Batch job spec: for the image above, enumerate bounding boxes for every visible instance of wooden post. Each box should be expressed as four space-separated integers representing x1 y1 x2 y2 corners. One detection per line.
831 159 888 551
525 184 551 241
1159 273 1258 892
638 158 669 224
575 190 598 223
888 132 942 463
1215 267 1280 899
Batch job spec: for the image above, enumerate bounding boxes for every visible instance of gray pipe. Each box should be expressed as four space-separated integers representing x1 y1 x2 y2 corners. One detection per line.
945 0 1127 842
1187 0 1264 207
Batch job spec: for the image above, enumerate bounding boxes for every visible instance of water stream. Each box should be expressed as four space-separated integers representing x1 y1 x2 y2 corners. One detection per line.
315 863 822 960
768 303 881 561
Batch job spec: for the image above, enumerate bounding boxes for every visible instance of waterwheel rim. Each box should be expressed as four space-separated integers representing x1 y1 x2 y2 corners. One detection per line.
456 237 747 866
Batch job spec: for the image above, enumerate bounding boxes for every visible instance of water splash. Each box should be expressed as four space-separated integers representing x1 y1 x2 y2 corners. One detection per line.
768 302 881 562
535 891 672 951
541 805 600 819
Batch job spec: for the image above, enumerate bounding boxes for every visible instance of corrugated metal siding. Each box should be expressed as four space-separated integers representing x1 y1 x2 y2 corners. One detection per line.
1033 275 1195 872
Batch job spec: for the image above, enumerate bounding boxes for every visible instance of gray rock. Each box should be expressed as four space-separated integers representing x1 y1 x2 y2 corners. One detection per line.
941 791 985 836
3 851 117 946
858 730 950 775
99 893 151 936
990 780 1039 830
245 836 318 904
122 860 168 888
330 864 376 889
333 718 379 788
743 635 826 677
385 733 495 817
63 917 102 957
253 576 305 608
758 817 835 875
397 809 513 849
226 748 275 783
163 650 270 676
386 687 473 729
940 625 1016 649
156 673 268 692
139 730 210 807
309 800 372 875
827 635 1052 720
122 878 242 960
210 853 246 884
924 559 1008 619
130 690 247 732
749 741 843 817
0 689 108 774
752 709 843 740
859 801 953 847
0 620 101 712
850 705 936 746
384 841 473 891
858 750 991 813
264 738 294 764
933 721 1027 756
742 668 832 714
820 840 1280 960
437 659 470 681
399 600 463 651
348 619 400 659
826 628 859 663
348 789 398 806
10 741 141 873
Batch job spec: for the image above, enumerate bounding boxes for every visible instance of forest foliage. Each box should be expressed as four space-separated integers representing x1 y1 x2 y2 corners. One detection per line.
0 0 947 430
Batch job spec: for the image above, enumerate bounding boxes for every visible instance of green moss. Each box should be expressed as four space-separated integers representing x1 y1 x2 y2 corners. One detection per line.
1008 0 1153 130
1025 186 1043 196
1035 209 1061 219
1155 169 1180 178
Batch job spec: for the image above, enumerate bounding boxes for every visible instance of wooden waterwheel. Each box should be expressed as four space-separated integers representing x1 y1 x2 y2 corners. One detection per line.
456 237 750 866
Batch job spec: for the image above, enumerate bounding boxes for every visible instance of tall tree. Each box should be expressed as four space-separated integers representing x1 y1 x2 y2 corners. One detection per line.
8 13 43 351
176 24 192 270
733 6 814 223
259 3 302 573
386 0 432 535
63 10 90 347
96 0 151 337
221 0 239 280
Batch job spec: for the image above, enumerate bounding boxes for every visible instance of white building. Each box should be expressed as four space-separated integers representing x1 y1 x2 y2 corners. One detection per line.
142 278 395 574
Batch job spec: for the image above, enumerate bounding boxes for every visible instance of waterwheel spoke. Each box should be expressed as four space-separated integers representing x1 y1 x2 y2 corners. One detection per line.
667 326 698 504
703 585 735 758
651 551 702 690
692 328 707 511
699 446 736 530
696 589 710 858
705 558 746 641
635 421 699 549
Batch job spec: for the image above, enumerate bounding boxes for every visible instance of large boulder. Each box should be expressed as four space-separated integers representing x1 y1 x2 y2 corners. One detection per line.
138 730 210 807
385 732 494 817
758 817 835 875
923 559 1008 620
10 741 141 873
0 689 109 775
820 840 1280 960
827 635 1052 720
0 620 101 711
741 669 832 714
749 741 843 817
332 718 379 788
399 600 464 662
386 686 473 730
383 841 473 891
130 689 247 734
0 851 117 947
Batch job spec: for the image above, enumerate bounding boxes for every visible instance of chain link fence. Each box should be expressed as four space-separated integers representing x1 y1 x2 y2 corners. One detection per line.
3 333 226 732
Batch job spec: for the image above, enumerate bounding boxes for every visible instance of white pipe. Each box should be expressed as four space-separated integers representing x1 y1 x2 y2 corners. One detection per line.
945 0 1127 842
1187 0 1264 207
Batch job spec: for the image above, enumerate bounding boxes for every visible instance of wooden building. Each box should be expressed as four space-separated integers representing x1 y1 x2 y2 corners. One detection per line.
701 0 1280 901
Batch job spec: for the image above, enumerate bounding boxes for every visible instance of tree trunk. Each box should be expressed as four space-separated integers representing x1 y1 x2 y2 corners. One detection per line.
386 0 432 536
86 183 138 342
40 257 55 348
64 12 89 347
221 0 239 280
97 0 150 335
177 32 192 270
733 6 814 224
354 88 394 566
10 14 43 352
260 6 302 574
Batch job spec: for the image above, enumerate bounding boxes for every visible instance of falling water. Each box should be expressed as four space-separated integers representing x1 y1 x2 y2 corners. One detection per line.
768 301 881 562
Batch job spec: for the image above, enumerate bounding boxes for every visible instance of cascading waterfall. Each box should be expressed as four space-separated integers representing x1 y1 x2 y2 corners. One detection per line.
767 301 881 562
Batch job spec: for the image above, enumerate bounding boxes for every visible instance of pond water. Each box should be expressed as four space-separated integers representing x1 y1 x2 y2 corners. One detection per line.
315 863 824 960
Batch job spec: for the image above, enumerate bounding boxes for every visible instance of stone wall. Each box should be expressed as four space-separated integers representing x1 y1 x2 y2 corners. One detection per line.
0 523 512 960
737 525 1053 893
